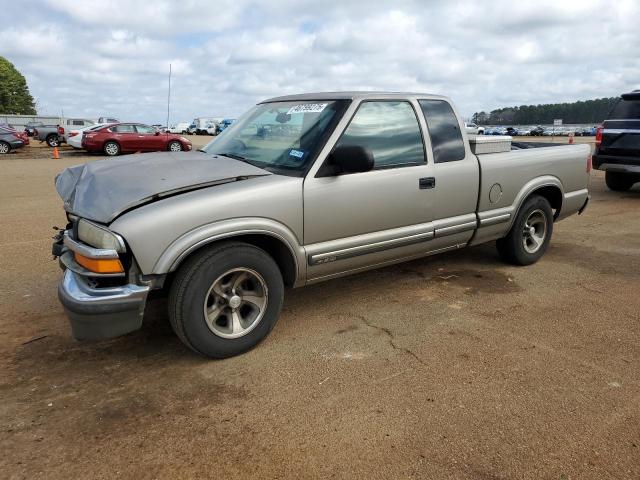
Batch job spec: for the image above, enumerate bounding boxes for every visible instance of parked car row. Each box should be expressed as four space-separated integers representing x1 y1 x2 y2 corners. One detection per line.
481 125 598 136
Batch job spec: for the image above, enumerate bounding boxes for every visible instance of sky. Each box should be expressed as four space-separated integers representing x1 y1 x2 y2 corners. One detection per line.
1 0 638 124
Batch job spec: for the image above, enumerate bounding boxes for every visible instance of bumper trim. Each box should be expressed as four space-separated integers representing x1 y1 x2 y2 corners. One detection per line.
58 269 149 340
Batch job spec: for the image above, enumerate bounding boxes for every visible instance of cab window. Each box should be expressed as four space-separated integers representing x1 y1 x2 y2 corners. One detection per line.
335 101 425 169
419 100 466 163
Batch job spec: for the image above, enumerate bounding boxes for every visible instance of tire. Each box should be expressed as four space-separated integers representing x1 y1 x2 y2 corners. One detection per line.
103 141 120 157
46 134 59 147
168 140 182 152
496 195 553 266
168 242 284 358
605 171 635 191
0 141 10 154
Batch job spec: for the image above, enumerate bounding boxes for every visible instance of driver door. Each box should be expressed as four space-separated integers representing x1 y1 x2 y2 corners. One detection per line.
303 100 437 281
134 124 163 151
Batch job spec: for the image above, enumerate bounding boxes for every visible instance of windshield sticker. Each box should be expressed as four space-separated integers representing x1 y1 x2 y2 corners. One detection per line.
289 149 305 159
287 103 328 115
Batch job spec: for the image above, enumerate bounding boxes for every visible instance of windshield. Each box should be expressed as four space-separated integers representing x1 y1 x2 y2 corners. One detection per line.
202 100 349 175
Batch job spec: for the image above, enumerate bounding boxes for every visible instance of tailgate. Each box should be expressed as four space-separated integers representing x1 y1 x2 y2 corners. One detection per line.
600 119 640 159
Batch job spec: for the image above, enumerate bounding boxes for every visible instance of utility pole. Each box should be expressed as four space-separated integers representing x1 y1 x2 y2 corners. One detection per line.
166 63 172 128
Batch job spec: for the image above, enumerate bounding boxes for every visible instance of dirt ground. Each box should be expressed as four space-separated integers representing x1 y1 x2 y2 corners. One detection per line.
1 139 639 479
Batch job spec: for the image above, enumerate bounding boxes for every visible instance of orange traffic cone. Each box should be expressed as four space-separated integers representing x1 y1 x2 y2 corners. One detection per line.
53 147 60 159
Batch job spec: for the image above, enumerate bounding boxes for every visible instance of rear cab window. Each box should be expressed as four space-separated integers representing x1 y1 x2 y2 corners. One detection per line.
335 100 425 169
418 99 466 163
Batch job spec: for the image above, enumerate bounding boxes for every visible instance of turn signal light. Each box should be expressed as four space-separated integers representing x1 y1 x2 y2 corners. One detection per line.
74 253 124 273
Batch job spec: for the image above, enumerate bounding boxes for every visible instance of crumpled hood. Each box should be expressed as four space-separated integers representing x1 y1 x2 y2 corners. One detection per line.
55 151 271 223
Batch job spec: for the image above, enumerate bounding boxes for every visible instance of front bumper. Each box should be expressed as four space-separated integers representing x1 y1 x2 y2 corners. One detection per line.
58 269 150 340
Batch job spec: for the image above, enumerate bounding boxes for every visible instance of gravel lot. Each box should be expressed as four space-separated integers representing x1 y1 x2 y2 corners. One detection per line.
1 138 639 479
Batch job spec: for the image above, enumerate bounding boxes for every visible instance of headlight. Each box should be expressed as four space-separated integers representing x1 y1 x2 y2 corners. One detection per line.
77 219 125 252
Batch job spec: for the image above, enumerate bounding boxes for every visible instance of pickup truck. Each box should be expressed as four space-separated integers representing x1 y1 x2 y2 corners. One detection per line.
53 92 591 359
34 125 64 147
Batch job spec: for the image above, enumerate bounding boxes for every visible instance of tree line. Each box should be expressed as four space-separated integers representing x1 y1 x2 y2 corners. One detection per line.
471 97 619 126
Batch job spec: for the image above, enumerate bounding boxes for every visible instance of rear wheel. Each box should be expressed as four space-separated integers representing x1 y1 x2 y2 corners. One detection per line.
168 242 284 358
605 171 636 191
168 140 182 152
496 195 553 266
0 141 10 154
46 134 59 147
104 141 120 156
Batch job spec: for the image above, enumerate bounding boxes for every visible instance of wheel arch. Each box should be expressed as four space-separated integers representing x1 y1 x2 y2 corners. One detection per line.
527 185 563 220
167 233 299 288
151 220 305 288
510 176 564 227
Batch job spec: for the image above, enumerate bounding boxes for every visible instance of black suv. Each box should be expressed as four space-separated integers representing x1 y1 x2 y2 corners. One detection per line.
593 90 640 191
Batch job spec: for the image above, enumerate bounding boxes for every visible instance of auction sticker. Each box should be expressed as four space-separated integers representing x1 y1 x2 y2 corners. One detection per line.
287 103 328 114
289 149 305 159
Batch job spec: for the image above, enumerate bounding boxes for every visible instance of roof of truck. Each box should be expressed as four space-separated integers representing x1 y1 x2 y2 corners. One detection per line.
261 91 448 103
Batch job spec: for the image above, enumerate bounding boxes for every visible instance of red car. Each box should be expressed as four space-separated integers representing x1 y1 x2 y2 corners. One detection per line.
81 123 192 156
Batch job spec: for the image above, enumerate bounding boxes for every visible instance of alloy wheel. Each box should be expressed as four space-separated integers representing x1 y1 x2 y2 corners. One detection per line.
522 209 547 254
203 268 268 339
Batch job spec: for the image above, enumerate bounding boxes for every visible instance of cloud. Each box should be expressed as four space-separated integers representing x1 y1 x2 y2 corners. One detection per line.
0 0 638 123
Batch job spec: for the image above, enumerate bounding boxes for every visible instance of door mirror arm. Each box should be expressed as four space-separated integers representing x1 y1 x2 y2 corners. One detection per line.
323 145 374 176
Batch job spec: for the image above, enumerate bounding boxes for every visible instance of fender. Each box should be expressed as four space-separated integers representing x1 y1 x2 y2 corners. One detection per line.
153 217 306 285
471 175 563 246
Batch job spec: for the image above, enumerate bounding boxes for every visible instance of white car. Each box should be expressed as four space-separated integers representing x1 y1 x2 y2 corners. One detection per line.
168 122 191 134
67 123 110 149
192 117 223 135
205 122 220 135
464 122 484 135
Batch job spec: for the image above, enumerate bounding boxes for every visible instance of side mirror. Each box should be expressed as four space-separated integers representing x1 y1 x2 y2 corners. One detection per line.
329 145 374 174
155 130 160 136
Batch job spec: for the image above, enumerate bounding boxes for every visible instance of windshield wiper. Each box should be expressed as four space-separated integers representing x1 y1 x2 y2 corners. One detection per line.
196 148 206 152
219 152 247 161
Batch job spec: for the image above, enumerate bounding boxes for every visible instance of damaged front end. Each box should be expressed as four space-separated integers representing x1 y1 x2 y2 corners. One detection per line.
53 216 149 340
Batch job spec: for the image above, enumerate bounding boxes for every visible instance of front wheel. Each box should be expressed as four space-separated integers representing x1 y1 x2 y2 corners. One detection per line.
168 140 182 152
168 242 284 358
0 141 10 154
103 141 120 156
605 171 636 191
496 195 553 266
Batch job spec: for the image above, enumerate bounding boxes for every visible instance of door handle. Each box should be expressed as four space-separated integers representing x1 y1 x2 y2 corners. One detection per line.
419 177 436 189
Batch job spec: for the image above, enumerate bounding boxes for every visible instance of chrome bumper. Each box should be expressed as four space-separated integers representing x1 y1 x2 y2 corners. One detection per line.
58 269 149 340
